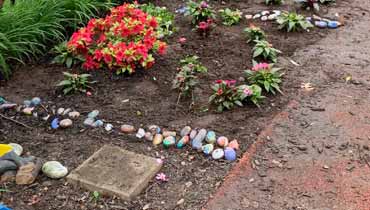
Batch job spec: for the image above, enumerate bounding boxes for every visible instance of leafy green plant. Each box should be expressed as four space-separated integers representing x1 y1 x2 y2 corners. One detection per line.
52 41 83 68
57 72 95 95
139 3 176 38
252 40 281 63
265 0 284 5
244 24 266 43
237 84 264 107
91 191 100 202
277 12 313 32
173 56 207 103
185 0 216 25
245 63 283 94
218 8 242 26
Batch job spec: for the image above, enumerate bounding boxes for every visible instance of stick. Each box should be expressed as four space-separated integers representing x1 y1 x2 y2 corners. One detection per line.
0 113 33 129
40 103 49 113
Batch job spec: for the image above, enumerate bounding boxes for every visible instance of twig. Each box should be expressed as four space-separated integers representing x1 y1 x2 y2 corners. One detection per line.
0 113 33 129
39 103 49 113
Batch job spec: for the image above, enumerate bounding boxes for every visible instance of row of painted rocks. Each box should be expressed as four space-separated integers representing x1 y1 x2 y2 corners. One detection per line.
0 143 68 185
121 125 240 161
245 10 282 21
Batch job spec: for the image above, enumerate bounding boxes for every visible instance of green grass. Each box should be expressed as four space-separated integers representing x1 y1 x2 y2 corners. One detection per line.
0 0 114 79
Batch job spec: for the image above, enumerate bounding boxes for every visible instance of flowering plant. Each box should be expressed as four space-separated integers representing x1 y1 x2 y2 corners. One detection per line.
56 72 96 95
139 3 175 38
277 12 313 32
195 18 215 36
245 63 283 94
237 84 264 107
244 24 266 43
66 3 167 75
218 8 242 26
185 0 216 25
252 40 281 63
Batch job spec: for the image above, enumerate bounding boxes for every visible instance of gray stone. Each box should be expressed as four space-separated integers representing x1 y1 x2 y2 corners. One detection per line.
87 110 99 119
67 145 162 201
84 118 95 127
42 161 68 179
62 108 72 115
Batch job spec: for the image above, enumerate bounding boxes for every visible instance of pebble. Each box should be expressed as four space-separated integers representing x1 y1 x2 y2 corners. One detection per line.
42 161 68 179
87 110 99 119
68 111 80 119
192 140 203 151
206 131 216 144
92 120 104 128
59 119 73 128
32 112 38 118
189 129 197 140
217 136 229 147
22 107 34 115
105 123 113 132
202 144 214 155
153 134 164 145
212 148 225 160
163 131 176 138
192 129 207 150
253 14 261 19
314 20 328 28
148 125 160 134
261 11 270 16
136 128 146 139
268 14 277 20
328 21 339 28
31 97 41 106
144 132 153 141
261 16 268 21
228 140 239 150
177 198 185 206
120 124 135 133
180 126 192 137
51 118 60 129
57 108 65 115
224 147 237 161
273 10 281 15
83 118 95 127
177 136 190 149
23 100 32 107
62 108 71 115
163 136 176 148
245 14 253 19
9 143 23 156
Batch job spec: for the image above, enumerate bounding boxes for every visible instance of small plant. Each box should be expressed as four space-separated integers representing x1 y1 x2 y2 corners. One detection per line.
237 84 264 107
52 41 83 68
195 19 215 36
91 191 100 202
245 63 283 94
57 72 95 95
185 0 216 25
173 56 207 104
218 8 242 26
244 24 266 43
252 40 281 63
139 3 176 38
265 0 283 5
277 12 313 32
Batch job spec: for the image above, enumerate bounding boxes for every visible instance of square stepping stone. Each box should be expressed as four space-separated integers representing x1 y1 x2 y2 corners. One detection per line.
67 145 162 201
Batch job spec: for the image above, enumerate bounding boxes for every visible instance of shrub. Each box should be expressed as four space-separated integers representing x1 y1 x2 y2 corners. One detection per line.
139 3 175 38
185 0 216 25
277 12 313 32
66 3 168 74
245 63 283 94
265 0 283 5
244 24 266 43
252 40 281 63
218 8 242 26
57 72 95 94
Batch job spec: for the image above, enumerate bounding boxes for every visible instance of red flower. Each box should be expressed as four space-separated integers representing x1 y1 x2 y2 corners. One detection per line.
215 80 223 84
198 21 209 30
217 88 223 95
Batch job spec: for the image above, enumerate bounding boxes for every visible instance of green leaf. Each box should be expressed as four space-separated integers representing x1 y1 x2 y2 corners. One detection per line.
66 57 73 68
63 87 73 95
253 47 264 58
57 80 72 86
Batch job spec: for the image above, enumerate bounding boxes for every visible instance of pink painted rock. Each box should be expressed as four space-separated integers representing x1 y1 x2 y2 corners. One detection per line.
228 140 239 150
120 124 135 133
217 136 229 147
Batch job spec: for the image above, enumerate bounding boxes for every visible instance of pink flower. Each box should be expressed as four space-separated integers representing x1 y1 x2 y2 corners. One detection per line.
198 21 209 30
178 37 187 44
252 63 270 71
200 1 209 8
86 91 92 96
156 173 168 182
243 88 253 96
226 80 236 86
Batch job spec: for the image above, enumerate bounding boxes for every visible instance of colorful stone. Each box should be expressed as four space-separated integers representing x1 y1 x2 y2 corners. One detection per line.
229 139 240 150
217 136 229 147
163 136 176 148
51 118 59 129
144 132 153 141
180 126 192 137
87 110 99 119
202 144 214 155
212 148 224 160
206 131 216 143
177 136 190 149
189 129 198 140
153 134 163 145
224 147 237 161
163 131 176 137
136 128 146 138
60 119 73 128
120 124 135 133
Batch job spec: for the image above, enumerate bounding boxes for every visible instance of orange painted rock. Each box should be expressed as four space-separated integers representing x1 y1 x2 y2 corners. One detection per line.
217 136 229 147
228 139 239 150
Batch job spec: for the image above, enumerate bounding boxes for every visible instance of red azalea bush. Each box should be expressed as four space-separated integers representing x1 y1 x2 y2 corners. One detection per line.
67 3 167 74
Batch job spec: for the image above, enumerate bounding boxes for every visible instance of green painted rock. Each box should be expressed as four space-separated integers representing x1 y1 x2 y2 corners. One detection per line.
163 136 176 148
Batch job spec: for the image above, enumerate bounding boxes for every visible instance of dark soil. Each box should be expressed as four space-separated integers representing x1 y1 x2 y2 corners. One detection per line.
0 0 338 209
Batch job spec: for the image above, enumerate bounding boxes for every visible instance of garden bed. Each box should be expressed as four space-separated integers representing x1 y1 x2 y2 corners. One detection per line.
0 0 334 209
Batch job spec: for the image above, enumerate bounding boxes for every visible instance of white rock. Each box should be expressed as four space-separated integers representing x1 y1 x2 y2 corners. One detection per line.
261 11 270 16
42 161 68 179
9 143 23 156
245 14 253 20
261 16 268 21
68 111 80 119
84 118 95 127
253 14 261 19
62 108 72 115
268 14 278 20
57 108 65 115
60 119 73 128
105 123 113 132
136 128 146 138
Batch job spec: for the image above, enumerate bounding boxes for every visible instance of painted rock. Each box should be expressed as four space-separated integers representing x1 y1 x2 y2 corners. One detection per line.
105 123 113 132
144 132 153 141
192 139 203 151
120 124 135 133
224 147 237 161
180 126 192 137
153 134 164 145
163 131 176 138
217 136 229 147
253 14 261 19
68 111 80 119
273 10 281 15
229 139 240 150
32 112 38 118
59 119 73 128
212 148 224 160
206 131 216 144
314 21 327 28
23 100 32 107
261 10 270 16
202 144 214 155
42 161 68 179
148 125 160 134
189 129 198 140
62 108 71 115
22 107 34 115
9 143 23 156
57 108 65 115
267 14 277 20
163 136 176 148
177 136 190 149
261 16 268 21
51 118 59 129
31 97 41 106
328 21 339 29
92 120 104 128
193 129 207 142
245 14 253 19
87 110 99 119
136 128 146 139
83 118 95 127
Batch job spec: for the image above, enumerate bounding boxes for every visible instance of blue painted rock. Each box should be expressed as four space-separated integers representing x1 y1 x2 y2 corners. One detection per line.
192 129 207 150
314 21 327 28
189 129 198 140
212 148 225 160
177 136 190 148
87 110 99 119
136 128 146 138
224 147 237 161
180 126 192 137
202 144 214 155
83 118 95 127
92 120 104 128
42 161 68 179
31 97 41 106
51 118 59 129
192 139 203 151
206 131 216 143
163 136 176 148
60 119 73 128
163 131 176 137
153 134 164 145
120 124 135 133
217 136 229 147
23 100 32 107
328 21 339 29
